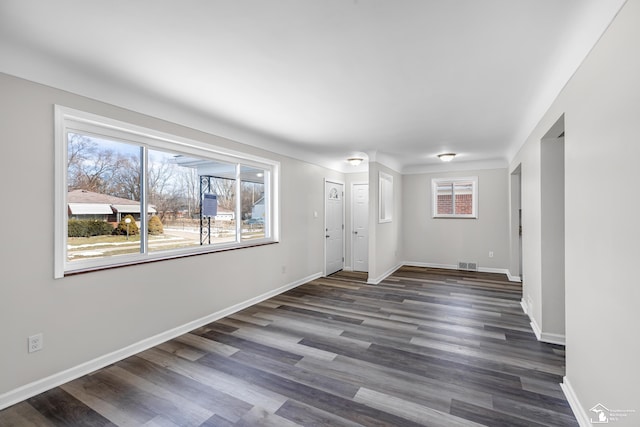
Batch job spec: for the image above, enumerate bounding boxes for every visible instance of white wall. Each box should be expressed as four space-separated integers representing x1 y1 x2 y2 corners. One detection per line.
367 162 403 283
0 73 341 405
402 168 510 273
510 0 640 423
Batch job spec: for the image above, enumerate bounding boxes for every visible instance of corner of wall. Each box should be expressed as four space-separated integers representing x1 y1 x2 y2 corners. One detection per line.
525 305 566 345
367 263 402 285
507 271 522 282
560 377 591 427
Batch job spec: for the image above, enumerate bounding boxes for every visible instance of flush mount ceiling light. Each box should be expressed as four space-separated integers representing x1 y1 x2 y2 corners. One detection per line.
347 157 363 166
437 153 456 162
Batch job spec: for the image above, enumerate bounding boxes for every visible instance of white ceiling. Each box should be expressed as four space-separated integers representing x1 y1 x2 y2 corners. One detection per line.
0 0 626 173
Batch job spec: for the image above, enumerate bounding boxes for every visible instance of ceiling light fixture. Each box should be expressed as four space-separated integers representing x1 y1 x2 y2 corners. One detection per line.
437 153 456 162
347 157 363 166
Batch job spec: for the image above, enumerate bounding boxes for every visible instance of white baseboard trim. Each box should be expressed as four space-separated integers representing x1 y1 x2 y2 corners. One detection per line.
403 261 512 279
561 376 590 427
382 261 512 283
478 266 510 276
367 263 403 284
530 316 543 341
539 331 566 346
0 271 322 411
403 261 457 270
528 315 565 345
520 298 528 315
507 271 522 282
342 266 353 272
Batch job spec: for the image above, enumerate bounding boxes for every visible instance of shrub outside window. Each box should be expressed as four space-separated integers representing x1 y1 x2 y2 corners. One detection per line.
432 177 478 218
55 106 279 277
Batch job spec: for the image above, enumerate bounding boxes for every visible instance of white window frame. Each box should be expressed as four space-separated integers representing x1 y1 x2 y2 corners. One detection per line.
54 106 280 278
431 176 478 219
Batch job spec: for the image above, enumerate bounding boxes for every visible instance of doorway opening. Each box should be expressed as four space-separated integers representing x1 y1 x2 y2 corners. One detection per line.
540 114 566 343
324 180 344 276
510 164 522 282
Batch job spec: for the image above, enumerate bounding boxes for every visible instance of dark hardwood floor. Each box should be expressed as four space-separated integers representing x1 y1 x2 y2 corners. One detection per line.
0 267 577 426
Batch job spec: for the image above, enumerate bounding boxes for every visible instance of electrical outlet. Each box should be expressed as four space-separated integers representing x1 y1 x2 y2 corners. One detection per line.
28 333 43 353
489 251 494 258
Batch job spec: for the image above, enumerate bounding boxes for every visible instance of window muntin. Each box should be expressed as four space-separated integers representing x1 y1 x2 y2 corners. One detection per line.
55 106 279 277
432 177 478 218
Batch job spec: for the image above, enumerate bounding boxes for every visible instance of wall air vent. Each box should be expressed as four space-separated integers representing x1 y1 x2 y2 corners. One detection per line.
458 262 478 271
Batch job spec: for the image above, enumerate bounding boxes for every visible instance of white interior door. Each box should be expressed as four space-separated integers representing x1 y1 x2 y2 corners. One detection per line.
352 183 369 272
325 180 344 276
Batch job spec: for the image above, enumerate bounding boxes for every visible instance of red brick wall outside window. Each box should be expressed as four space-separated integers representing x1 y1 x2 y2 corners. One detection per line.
437 194 473 215
433 177 477 218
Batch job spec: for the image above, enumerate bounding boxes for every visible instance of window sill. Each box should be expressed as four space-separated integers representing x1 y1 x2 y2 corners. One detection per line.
433 216 478 219
62 240 278 277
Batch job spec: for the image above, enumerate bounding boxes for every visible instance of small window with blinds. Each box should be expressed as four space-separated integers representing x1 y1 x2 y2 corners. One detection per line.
432 177 478 218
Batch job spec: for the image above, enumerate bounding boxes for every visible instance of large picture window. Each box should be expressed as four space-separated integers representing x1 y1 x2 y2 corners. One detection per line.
432 176 478 218
55 106 279 277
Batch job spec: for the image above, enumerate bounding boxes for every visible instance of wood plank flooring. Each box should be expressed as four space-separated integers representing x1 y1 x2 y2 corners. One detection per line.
0 267 577 426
